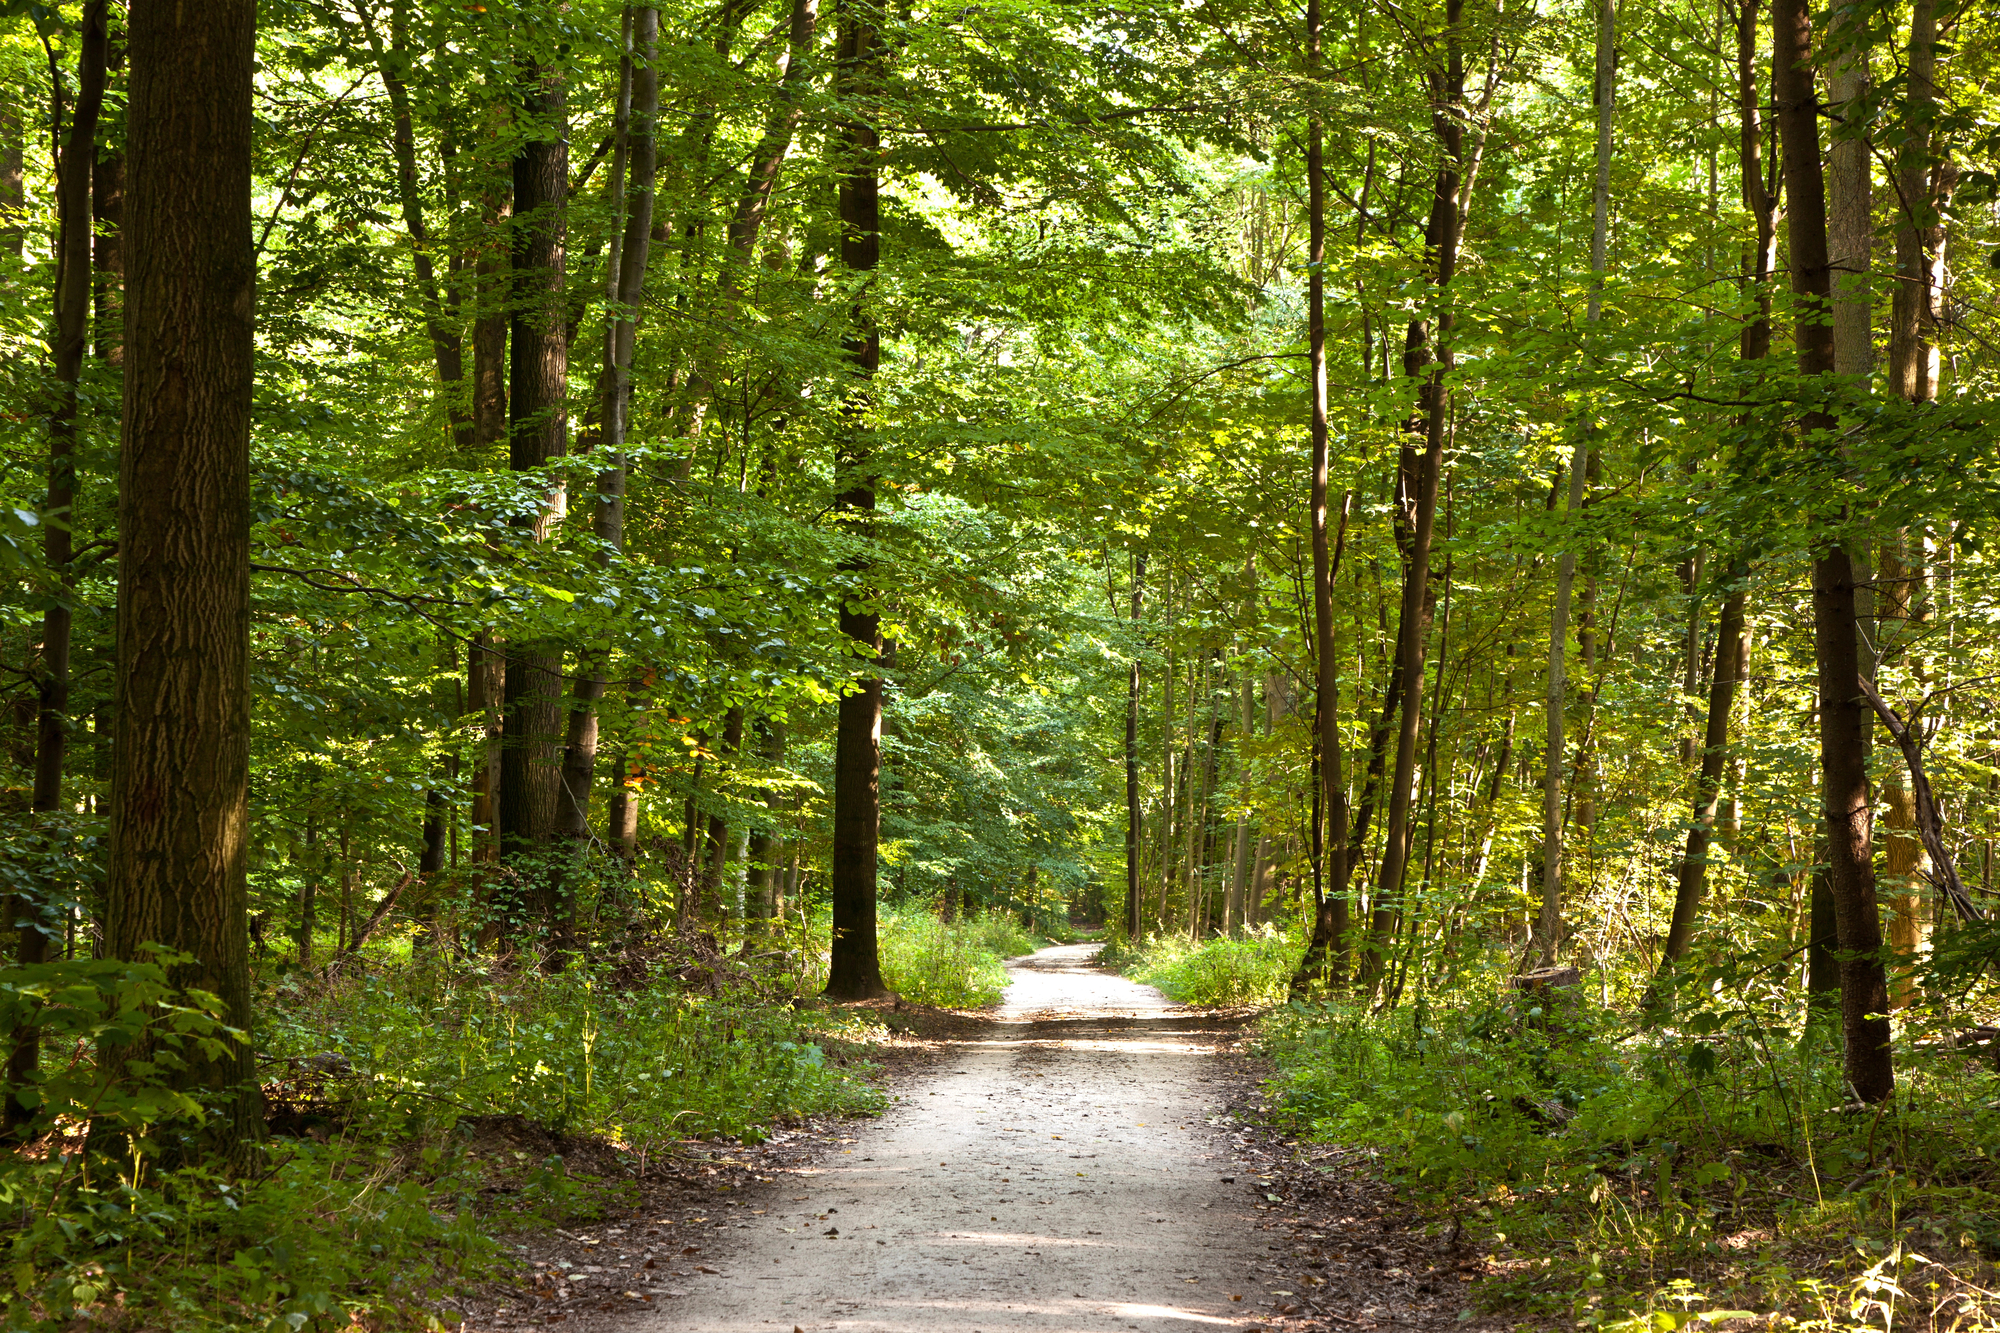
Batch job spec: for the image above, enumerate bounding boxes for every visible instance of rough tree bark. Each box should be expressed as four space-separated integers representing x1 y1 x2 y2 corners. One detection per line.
1773 0 1893 1103
499 52 570 948
823 0 890 999
103 0 263 1160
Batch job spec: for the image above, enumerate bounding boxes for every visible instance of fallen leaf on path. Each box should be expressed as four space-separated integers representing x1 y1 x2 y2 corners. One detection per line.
695 1265 720 1274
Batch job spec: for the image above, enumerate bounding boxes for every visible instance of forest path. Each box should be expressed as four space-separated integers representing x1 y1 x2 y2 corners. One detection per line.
643 942 1279 1332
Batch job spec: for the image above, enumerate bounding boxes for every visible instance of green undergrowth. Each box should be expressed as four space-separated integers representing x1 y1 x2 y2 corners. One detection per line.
2 944 885 1331
879 905 1040 1007
1253 939 2000 1333
1114 924 1302 1004
1 902 1048 1330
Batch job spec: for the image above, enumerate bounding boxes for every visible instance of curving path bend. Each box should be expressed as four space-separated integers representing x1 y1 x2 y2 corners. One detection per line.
641 942 1275 1332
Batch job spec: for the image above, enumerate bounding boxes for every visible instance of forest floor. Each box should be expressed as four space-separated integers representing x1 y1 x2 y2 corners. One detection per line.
447 944 1503 1333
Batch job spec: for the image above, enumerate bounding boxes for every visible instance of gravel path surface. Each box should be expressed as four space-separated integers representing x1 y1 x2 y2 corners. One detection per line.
640 942 1276 1332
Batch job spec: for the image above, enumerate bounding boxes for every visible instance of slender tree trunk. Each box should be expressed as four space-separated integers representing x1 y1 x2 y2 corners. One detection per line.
1125 552 1145 941
1300 0 1352 973
745 716 786 928
1877 536 1931 1006
499 54 570 948
1887 0 1944 407
557 8 660 856
1774 0 1893 1103
467 632 503 863
604 750 640 861
726 0 819 268
299 813 319 967
1226 666 1255 937
701 707 746 922
0 89 22 256
1882 0 1946 1012
103 0 262 1160
824 0 889 998
6 1 109 1137
1369 0 1462 981
1650 576 1747 991
1533 0 1614 968
359 2 471 446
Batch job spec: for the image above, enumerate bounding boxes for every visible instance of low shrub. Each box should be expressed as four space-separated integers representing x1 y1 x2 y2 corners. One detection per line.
1121 925 1301 1005
1254 940 2000 1330
879 906 1034 1007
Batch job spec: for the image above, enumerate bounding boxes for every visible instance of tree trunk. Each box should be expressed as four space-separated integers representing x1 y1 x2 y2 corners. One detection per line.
745 716 786 928
5 0 110 1137
701 707 746 922
1876 536 1930 1006
605 751 640 861
467 632 503 863
1301 0 1351 972
726 0 819 269
0 89 22 256
1774 0 1893 1103
1886 0 1944 407
557 7 660 855
359 0 470 446
823 0 889 999
1534 0 1614 967
1370 0 1462 981
1226 667 1255 937
1650 577 1747 993
103 0 262 1160
298 814 320 967
1125 552 1144 941
499 54 570 946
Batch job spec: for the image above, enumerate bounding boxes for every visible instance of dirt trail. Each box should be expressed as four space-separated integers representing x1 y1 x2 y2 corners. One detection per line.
641 942 1278 1332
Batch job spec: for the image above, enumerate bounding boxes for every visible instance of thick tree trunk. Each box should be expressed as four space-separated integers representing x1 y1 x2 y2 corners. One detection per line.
1773 0 1893 1104
824 0 889 999
103 0 262 1160
499 56 570 948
